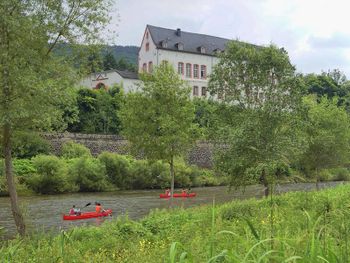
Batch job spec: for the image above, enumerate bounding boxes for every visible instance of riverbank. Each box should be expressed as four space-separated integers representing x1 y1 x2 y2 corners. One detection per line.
2 183 350 262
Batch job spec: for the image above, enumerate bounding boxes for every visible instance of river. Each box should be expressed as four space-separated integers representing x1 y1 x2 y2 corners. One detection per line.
0 181 345 240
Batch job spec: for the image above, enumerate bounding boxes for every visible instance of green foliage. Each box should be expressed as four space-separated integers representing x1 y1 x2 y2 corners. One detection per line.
4 184 350 262
13 159 36 177
193 98 219 138
300 96 350 182
98 152 133 188
120 64 199 162
0 0 114 234
27 155 75 194
120 64 200 196
10 132 51 159
68 86 124 134
61 141 92 159
103 50 118 70
208 42 304 193
70 157 109 192
329 168 350 181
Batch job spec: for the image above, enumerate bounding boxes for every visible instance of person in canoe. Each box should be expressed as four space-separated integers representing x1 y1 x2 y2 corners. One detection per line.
181 188 190 195
69 205 81 216
165 189 171 197
95 202 106 213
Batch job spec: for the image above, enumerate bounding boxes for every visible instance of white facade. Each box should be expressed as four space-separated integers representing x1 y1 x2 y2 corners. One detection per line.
79 70 140 93
138 26 224 99
80 25 228 97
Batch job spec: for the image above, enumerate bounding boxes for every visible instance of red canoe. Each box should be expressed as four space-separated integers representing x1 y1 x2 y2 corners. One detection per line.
63 209 112 220
159 193 196 198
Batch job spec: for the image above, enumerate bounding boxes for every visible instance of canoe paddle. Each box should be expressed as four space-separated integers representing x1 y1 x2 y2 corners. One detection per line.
80 202 91 210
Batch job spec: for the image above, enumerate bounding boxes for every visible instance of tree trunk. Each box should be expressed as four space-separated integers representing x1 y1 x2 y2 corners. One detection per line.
315 168 320 191
170 156 175 206
3 124 26 236
260 168 269 197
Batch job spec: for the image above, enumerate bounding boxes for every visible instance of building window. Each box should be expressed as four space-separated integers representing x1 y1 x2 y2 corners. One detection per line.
142 63 147 72
145 42 149 52
176 42 184 50
146 31 149 39
148 61 153 73
200 65 207 79
201 87 207 97
160 41 168 48
186 63 192 78
178 62 184 75
193 64 199 78
193 86 199 96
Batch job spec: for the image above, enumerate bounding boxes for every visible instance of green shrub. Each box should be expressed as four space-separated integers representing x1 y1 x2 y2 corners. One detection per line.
98 152 132 188
319 169 332 182
149 161 170 189
130 160 171 189
195 169 222 186
8 132 51 159
27 155 75 194
330 167 350 181
61 141 92 159
13 159 36 176
70 157 109 192
129 160 153 189
0 175 32 197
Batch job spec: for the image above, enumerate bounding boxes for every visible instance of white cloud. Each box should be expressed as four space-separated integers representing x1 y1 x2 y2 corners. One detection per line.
113 0 350 77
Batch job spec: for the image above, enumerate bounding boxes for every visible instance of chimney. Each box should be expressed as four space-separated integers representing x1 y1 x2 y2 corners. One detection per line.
176 28 181 36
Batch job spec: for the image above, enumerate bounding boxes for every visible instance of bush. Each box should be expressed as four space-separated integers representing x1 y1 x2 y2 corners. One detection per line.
70 157 109 192
319 169 332 182
98 152 132 189
13 159 36 177
330 168 350 181
61 141 92 159
149 161 170 189
0 174 32 197
7 132 51 159
27 155 75 194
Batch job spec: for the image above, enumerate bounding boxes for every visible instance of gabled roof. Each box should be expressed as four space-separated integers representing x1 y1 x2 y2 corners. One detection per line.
115 69 138 79
92 69 138 80
147 25 231 56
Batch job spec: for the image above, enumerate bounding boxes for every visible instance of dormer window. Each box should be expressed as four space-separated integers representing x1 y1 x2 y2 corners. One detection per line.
160 40 168 48
175 42 184 50
213 48 221 54
197 46 206 54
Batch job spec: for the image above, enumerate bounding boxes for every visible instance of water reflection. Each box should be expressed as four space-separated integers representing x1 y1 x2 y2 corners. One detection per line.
0 182 345 240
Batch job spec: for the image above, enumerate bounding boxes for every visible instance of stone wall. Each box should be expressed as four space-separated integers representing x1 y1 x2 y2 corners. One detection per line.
42 133 213 168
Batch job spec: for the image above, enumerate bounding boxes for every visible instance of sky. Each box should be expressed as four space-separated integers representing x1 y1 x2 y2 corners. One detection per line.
112 0 350 77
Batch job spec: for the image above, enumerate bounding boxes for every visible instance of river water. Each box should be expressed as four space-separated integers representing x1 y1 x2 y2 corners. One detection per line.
0 181 344 240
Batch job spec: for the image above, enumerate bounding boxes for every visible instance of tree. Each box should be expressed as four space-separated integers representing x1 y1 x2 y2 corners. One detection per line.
300 96 350 189
103 51 118 70
209 42 303 196
68 85 124 134
0 0 112 236
120 64 199 199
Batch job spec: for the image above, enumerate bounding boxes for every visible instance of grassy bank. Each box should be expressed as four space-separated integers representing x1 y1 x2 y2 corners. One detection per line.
2 184 350 262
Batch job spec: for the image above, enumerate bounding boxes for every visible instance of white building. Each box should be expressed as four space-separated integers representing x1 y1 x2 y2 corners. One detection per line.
80 25 232 97
139 25 231 98
79 69 139 93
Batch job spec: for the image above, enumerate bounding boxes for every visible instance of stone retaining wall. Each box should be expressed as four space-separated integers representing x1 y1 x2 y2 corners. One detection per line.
42 133 213 168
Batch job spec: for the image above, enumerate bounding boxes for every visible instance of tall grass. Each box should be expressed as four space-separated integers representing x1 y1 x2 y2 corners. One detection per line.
2 184 350 262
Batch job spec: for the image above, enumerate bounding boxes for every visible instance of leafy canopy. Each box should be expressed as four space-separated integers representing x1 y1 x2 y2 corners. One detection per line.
120 63 199 163
209 42 303 189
